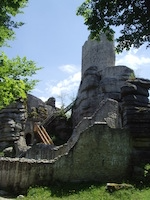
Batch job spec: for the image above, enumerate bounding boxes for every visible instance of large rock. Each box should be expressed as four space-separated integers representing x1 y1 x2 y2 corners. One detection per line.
72 65 133 127
121 78 150 178
0 99 27 142
25 94 57 145
0 94 57 155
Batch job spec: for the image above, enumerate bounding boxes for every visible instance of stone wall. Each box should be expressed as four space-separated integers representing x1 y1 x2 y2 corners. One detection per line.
53 124 132 183
0 157 54 194
24 98 120 160
0 123 132 194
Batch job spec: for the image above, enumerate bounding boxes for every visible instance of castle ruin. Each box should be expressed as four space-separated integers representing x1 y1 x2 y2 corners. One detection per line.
0 35 150 194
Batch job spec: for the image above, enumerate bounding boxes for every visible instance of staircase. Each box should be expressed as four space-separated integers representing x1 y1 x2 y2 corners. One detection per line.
34 101 75 145
34 123 53 145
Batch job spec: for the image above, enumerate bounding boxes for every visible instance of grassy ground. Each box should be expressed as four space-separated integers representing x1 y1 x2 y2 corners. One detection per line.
22 182 150 200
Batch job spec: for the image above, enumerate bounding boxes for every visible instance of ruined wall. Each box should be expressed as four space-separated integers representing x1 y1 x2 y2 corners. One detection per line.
0 157 54 193
24 98 120 160
53 124 132 183
0 124 132 193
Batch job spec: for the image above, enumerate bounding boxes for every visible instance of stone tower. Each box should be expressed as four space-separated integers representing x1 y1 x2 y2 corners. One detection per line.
82 33 115 77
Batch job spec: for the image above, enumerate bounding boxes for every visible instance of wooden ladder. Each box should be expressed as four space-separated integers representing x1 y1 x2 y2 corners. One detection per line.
34 123 53 145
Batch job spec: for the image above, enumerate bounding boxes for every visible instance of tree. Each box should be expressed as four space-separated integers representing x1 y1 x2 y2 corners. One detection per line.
0 0 41 109
0 0 28 47
77 0 150 53
0 53 41 109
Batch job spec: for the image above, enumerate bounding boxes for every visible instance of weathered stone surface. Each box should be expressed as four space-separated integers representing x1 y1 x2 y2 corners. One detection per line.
3 147 15 158
123 95 149 104
46 97 56 107
25 94 57 146
129 78 150 89
100 78 125 93
0 94 57 154
0 34 150 193
101 65 133 80
0 100 27 144
92 98 121 128
14 136 30 157
120 78 150 179
0 124 132 193
121 79 150 130
82 34 115 77
121 83 149 97
72 65 133 128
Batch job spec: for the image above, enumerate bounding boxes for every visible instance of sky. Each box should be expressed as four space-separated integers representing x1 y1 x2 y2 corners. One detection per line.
1 0 150 107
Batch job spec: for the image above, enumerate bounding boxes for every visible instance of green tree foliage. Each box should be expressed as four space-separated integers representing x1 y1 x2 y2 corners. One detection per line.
0 0 28 47
77 0 150 53
0 53 40 109
0 0 41 109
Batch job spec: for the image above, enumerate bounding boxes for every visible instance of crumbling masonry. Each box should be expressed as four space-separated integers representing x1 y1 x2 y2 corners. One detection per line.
0 34 150 193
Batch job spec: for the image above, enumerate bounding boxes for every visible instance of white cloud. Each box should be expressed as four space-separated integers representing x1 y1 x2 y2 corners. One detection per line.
31 71 81 107
31 88 43 94
43 71 81 107
38 96 48 102
50 72 81 96
116 48 150 72
59 64 79 74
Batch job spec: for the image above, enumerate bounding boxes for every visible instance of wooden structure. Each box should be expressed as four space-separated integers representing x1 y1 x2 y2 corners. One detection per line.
34 123 53 145
33 101 75 145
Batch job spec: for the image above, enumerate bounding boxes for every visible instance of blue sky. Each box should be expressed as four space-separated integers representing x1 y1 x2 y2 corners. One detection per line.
1 0 150 107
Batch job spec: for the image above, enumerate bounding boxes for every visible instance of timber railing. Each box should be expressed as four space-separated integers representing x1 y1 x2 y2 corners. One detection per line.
34 101 75 145
34 123 54 145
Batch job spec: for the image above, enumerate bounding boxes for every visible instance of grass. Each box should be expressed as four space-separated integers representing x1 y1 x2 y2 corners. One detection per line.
21 182 150 200
0 151 4 156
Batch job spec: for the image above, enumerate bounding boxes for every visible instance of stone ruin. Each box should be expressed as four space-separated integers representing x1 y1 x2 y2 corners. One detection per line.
0 34 150 194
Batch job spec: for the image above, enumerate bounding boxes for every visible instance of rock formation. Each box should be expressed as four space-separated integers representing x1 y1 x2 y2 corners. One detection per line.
0 34 150 193
82 33 115 77
0 99 27 157
24 94 56 146
72 65 134 128
121 79 150 180
72 33 134 128
0 94 57 156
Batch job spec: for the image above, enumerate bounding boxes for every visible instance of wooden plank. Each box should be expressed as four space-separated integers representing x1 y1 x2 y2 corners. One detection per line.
34 124 47 144
34 123 54 145
37 125 50 144
40 126 53 145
